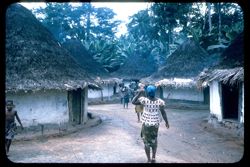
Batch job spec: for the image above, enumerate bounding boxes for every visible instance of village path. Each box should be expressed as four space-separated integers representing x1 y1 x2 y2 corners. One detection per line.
7 103 243 163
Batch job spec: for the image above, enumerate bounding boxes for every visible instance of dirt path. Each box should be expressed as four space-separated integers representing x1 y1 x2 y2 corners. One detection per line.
8 103 243 163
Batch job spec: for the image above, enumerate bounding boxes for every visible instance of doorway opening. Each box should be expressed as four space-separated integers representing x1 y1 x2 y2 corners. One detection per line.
221 83 239 120
203 86 210 105
68 88 85 124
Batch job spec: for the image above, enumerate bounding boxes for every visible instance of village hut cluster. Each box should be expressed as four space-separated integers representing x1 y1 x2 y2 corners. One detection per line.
5 4 123 129
139 35 244 129
139 34 244 129
61 39 122 100
111 50 158 87
141 39 216 103
5 3 244 132
6 4 105 128
197 33 244 125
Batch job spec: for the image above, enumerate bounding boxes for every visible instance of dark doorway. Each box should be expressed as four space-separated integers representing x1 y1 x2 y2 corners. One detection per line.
203 87 210 104
68 88 83 124
113 82 117 94
221 83 239 120
156 86 164 99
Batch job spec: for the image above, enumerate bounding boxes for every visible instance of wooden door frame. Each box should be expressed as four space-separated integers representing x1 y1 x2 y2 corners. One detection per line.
68 87 87 125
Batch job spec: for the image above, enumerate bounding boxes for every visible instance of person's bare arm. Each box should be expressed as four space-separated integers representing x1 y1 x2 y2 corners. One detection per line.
160 106 169 128
15 112 24 129
132 90 144 105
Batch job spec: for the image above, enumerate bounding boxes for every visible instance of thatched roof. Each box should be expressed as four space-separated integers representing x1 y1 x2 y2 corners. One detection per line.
197 67 243 87
94 77 122 86
141 38 218 87
62 39 121 86
197 33 244 87
5 4 98 93
155 78 197 89
111 53 158 80
215 32 243 69
62 39 110 77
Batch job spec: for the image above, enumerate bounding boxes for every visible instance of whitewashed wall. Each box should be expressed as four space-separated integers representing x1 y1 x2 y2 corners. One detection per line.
6 90 68 127
124 81 130 88
83 87 88 124
163 87 204 102
88 89 102 98
88 85 114 99
209 81 222 121
102 85 113 97
240 83 244 123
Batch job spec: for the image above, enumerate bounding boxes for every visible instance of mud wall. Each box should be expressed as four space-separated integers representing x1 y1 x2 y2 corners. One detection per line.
6 90 69 127
88 85 114 99
209 81 222 121
240 83 244 123
88 89 102 98
83 87 88 124
163 87 204 102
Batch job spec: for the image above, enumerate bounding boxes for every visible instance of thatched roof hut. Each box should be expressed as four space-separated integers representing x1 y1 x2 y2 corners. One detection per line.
142 38 218 87
5 4 97 93
62 39 109 78
215 32 243 69
62 39 122 86
198 67 243 87
111 53 158 81
197 32 244 87
197 33 244 124
155 78 197 89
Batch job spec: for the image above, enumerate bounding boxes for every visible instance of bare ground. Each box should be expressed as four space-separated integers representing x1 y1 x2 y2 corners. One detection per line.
7 103 244 163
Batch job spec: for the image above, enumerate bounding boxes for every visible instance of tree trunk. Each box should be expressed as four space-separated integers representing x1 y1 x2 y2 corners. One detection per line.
207 3 212 35
202 4 207 30
218 3 222 44
169 28 173 44
101 90 103 101
86 3 91 41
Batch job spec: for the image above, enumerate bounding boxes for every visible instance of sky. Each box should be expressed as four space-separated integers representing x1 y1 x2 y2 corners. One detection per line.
20 2 151 37
92 2 150 37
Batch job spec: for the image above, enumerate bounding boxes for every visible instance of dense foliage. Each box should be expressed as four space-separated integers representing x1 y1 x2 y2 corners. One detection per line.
30 2 243 72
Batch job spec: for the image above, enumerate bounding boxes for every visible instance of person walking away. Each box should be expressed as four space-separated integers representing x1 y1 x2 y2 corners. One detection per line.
123 86 129 109
128 82 136 101
119 83 125 104
134 83 146 122
129 87 135 101
5 100 23 156
132 85 169 163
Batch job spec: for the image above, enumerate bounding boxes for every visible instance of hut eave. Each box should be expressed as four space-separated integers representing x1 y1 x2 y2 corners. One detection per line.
197 67 244 87
140 77 197 89
95 77 123 85
5 80 93 93
156 78 197 89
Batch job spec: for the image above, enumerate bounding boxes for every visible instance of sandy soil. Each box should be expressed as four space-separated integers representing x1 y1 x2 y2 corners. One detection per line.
7 103 244 163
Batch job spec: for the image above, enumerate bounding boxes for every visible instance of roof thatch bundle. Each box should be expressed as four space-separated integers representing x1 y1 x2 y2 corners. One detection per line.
6 4 98 93
62 39 121 86
94 77 122 86
215 32 243 69
111 53 158 80
155 78 197 89
197 33 244 87
197 67 243 87
62 39 109 77
141 38 217 87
